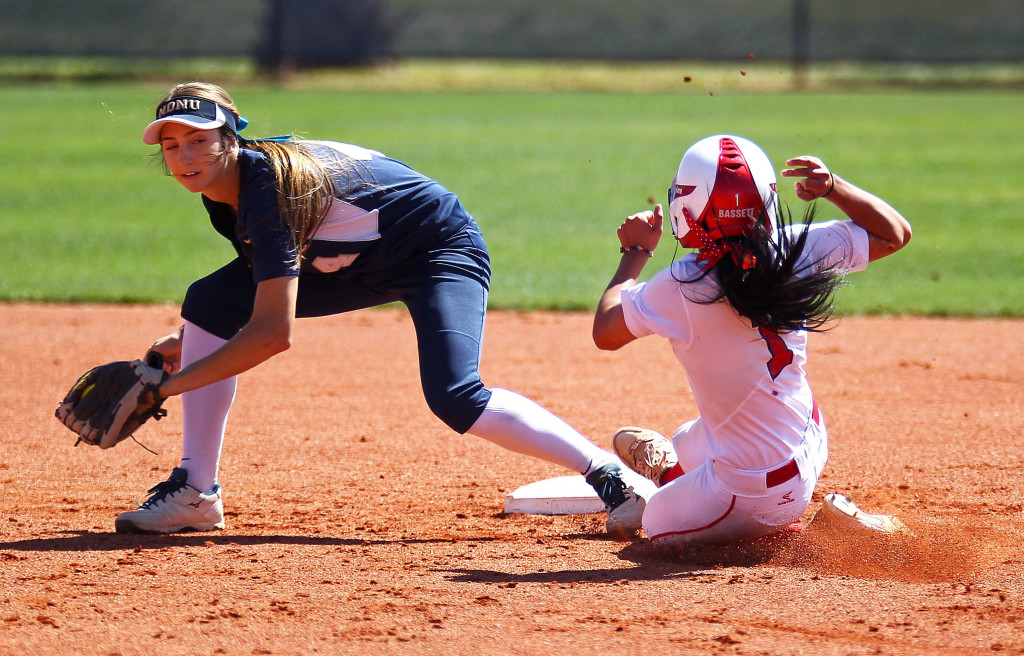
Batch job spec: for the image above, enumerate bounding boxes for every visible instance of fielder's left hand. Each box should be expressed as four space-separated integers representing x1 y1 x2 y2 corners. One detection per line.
55 359 169 449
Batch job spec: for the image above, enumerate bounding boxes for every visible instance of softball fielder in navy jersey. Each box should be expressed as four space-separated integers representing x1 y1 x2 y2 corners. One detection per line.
115 81 645 536
593 135 911 547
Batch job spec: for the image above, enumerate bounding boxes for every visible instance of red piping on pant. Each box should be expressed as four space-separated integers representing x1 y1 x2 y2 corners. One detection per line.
649 494 737 542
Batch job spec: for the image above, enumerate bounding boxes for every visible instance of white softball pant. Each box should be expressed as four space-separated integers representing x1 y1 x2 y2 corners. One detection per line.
642 409 828 547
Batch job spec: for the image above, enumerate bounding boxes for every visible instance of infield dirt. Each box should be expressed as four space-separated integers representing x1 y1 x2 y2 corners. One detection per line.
1 303 1022 655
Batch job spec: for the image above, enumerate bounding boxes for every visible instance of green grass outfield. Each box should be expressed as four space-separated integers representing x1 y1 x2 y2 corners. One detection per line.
1 68 1021 316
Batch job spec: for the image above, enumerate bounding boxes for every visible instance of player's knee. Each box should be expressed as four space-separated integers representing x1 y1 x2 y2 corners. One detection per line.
180 264 256 340
181 277 218 315
423 383 488 434
181 283 246 340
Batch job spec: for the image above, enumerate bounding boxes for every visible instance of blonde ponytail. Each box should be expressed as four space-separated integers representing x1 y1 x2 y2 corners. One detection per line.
245 140 337 264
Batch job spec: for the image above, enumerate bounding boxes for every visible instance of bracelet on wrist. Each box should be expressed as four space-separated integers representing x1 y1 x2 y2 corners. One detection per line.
822 172 836 197
620 245 654 257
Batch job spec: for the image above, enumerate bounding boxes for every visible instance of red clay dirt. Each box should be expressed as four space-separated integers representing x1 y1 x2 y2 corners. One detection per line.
1 303 1022 655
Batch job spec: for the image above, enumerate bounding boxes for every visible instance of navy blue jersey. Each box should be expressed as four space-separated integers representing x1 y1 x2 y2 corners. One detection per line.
201 141 474 282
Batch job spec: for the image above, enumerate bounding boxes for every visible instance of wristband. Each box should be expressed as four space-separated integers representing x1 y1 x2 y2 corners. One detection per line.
620 245 654 257
822 172 836 198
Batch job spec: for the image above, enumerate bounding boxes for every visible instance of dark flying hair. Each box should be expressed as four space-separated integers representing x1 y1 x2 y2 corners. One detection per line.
675 202 846 333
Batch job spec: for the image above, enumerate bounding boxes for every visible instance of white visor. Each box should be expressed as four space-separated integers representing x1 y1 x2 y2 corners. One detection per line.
142 97 235 145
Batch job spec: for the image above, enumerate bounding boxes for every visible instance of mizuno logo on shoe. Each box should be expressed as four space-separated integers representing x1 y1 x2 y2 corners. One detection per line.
188 501 202 508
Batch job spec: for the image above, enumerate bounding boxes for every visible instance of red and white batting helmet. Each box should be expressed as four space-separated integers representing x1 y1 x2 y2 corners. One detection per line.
668 135 778 249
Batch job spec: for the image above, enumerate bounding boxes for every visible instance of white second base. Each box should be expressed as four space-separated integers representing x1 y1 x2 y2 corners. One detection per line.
503 475 606 515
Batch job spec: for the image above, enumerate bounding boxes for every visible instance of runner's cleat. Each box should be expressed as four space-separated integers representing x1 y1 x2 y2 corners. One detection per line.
809 493 912 536
612 427 678 486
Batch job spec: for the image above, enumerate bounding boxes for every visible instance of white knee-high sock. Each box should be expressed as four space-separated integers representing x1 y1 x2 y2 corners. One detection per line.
179 321 236 493
467 388 615 475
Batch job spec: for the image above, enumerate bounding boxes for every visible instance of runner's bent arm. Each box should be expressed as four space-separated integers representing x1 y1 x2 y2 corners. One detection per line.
593 205 663 351
782 156 911 262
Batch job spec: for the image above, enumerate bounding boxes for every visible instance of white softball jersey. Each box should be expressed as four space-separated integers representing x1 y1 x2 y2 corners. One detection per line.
620 219 871 544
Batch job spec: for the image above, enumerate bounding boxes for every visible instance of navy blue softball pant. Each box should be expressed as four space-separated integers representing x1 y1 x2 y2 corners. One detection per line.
181 223 493 434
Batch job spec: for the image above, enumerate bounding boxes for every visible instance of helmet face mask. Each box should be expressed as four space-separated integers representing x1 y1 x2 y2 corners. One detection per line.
668 135 778 250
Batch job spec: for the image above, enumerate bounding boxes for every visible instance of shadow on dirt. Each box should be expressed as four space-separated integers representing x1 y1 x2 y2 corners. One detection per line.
0 530 505 553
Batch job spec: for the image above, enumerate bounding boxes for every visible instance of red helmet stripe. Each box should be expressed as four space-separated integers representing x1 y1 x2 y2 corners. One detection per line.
697 137 767 242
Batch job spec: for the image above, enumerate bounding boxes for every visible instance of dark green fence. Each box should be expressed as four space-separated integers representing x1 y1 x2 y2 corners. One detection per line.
2 0 1022 65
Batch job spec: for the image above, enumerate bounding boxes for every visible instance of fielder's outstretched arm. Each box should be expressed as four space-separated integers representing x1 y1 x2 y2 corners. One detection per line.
158 275 298 397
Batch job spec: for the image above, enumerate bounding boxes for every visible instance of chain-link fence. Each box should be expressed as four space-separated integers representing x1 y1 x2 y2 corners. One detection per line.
2 0 1022 65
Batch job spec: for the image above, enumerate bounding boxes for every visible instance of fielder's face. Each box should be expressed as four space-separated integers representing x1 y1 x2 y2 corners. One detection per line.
158 122 237 197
